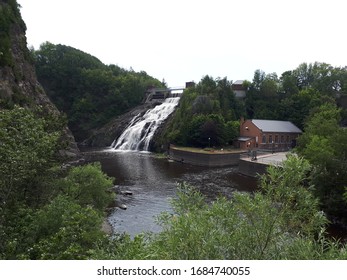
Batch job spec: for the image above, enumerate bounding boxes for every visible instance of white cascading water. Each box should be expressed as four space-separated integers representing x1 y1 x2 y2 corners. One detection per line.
112 97 180 151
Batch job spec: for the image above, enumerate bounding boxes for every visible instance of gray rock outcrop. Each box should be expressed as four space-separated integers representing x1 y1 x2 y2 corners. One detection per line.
82 102 159 147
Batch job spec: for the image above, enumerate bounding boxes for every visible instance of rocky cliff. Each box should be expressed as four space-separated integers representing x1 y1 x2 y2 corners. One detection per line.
0 0 79 157
82 102 158 147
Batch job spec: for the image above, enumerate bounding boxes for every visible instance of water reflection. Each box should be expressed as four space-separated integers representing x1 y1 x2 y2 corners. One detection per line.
83 149 258 237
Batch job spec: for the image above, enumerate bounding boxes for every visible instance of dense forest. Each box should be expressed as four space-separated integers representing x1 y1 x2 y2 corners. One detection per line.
33 42 164 141
1 0 347 260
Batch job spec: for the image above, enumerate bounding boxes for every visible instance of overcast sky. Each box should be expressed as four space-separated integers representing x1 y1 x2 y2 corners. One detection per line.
18 0 346 87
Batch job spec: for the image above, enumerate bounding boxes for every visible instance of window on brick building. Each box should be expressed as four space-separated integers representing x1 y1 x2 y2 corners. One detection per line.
262 135 266 143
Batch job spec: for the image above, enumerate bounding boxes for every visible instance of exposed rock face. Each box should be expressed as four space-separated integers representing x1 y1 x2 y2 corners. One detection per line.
0 0 79 158
82 102 157 147
0 2 51 108
149 110 175 152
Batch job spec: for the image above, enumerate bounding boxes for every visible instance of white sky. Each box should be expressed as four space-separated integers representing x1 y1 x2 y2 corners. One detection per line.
18 0 347 87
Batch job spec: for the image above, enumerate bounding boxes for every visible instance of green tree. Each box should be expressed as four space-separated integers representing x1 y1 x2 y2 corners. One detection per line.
0 160 114 259
294 63 314 89
224 120 240 145
0 105 61 258
0 106 60 207
27 195 105 260
297 103 347 223
279 70 299 97
278 88 331 129
161 76 241 148
0 0 26 67
59 163 114 213
245 71 280 119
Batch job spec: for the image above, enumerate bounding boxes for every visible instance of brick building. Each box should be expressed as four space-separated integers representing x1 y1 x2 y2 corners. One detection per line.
238 118 302 151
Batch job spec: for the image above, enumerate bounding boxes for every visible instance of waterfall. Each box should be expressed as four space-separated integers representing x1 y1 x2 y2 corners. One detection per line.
112 97 180 151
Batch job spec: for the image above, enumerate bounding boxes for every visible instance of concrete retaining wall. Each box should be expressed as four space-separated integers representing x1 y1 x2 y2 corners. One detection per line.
169 147 276 177
169 148 240 167
238 159 268 177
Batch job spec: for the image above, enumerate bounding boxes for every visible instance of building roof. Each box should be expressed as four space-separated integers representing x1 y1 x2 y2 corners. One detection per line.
233 80 245 85
252 119 302 133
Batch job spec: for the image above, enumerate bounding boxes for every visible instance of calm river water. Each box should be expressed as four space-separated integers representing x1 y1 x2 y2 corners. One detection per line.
83 149 258 237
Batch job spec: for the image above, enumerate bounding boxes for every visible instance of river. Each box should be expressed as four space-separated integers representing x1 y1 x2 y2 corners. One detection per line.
82 148 258 237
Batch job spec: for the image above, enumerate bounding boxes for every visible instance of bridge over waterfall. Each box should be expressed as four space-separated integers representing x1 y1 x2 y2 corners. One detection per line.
145 87 184 102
